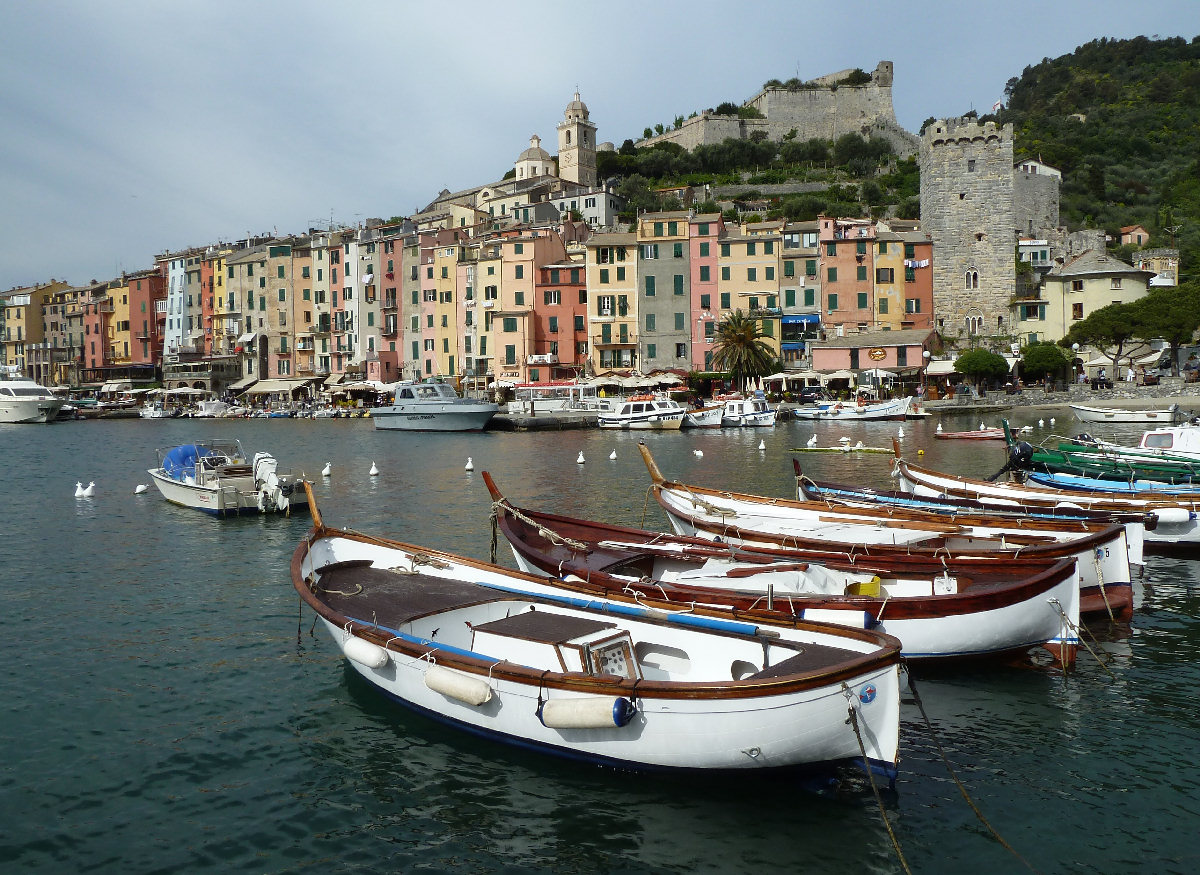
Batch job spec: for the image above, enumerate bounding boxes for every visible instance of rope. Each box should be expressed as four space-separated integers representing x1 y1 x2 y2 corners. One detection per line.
683 484 738 518
905 670 1042 874
841 684 910 875
1048 598 1115 679
491 499 590 552
1092 552 1115 622
640 484 655 529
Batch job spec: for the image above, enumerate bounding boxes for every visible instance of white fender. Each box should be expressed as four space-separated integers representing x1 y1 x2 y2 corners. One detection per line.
342 636 390 669
540 696 634 728
424 666 493 705
1153 507 1193 525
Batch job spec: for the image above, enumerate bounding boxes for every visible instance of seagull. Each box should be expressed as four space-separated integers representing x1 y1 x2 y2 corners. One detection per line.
1039 419 1045 427
838 436 851 443
897 426 905 439
369 461 379 477
134 484 148 494
321 461 332 477
758 439 766 450
936 422 943 433
81 481 95 498
980 422 987 432
75 481 85 498
693 449 704 458
807 434 818 447
1050 417 1056 425
1019 425 1032 433
464 457 474 472
855 441 865 449
609 450 617 460
577 451 585 465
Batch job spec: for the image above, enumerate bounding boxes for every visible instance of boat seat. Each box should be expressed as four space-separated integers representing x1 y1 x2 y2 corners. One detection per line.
746 643 859 679
471 611 616 645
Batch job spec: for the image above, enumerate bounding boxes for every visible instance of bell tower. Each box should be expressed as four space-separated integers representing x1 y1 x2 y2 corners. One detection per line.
557 91 597 188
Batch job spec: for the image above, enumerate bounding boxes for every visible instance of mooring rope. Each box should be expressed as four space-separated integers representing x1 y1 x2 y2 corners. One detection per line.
1048 598 1115 679
842 683 910 875
490 499 590 552
905 669 1041 874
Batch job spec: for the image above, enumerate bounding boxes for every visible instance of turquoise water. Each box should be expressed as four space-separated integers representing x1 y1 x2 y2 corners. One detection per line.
2 411 1197 873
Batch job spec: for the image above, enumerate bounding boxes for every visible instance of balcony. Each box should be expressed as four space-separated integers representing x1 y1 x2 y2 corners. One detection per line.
593 333 638 348
527 353 558 365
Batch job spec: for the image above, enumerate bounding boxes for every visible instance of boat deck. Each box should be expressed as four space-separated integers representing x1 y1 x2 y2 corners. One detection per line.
314 561 500 626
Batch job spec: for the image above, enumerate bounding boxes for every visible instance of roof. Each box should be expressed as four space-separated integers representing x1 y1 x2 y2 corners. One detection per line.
586 232 635 246
1046 250 1153 278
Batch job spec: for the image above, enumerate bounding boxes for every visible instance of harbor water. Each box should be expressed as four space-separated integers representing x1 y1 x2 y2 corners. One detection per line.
2 410 1198 873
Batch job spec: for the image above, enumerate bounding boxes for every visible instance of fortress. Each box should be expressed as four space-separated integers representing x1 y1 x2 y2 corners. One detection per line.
640 61 919 156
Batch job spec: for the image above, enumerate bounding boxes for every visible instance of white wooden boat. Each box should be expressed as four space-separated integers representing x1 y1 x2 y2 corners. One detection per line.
291 486 902 780
792 396 911 421
484 473 1080 663
720 393 776 427
373 381 498 432
638 443 1135 619
1069 403 1180 424
597 395 685 430
891 447 1200 553
683 403 724 429
147 439 305 516
0 374 66 423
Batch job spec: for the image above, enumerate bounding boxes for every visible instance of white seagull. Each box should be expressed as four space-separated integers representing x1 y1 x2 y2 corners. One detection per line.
134 484 148 494
936 422 943 433
1039 419 1045 427
758 439 766 451
807 434 818 447
693 449 704 458
577 451 586 464
321 461 332 477
1050 417 1056 425
369 461 379 477
609 450 617 460
81 481 95 498
897 426 905 439
464 457 474 472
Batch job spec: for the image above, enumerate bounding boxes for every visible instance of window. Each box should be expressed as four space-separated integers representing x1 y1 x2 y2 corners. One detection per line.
705 321 715 338
700 294 711 309
514 291 524 306
747 268 757 282
1111 278 1123 289
549 316 559 334
721 266 730 281
857 292 868 309
600 269 609 284
905 267 916 283
278 288 286 302
571 268 581 284
441 314 448 327
784 261 795 277
673 275 684 295
828 293 838 310
966 270 980 290
674 312 685 330
749 297 759 311
856 265 867 281
761 320 773 338
764 240 774 254
544 290 561 305
747 242 756 256
502 317 517 332
967 159 976 171
654 222 663 236
668 221 678 235
514 243 523 254
804 288 815 306
720 292 730 309
785 288 796 307
485 285 497 300
505 345 516 365
616 266 626 282
856 241 866 255
878 297 889 314
442 338 449 353
699 242 710 257
700 265 710 282
647 343 657 358
645 276 656 296
515 265 524 279
1072 303 1084 320
721 243 730 257
673 242 683 258
826 242 836 256
806 259 817 277
876 267 895 283
641 244 659 260
676 343 687 358
765 267 774 281
646 313 656 331
905 298 921 314
827 267 837 282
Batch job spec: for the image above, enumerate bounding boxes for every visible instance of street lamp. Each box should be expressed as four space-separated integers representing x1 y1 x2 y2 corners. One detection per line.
1072 343 1081 385
921 349 931 397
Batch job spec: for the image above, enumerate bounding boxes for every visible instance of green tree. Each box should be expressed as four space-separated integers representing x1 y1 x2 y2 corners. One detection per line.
1060 301 1153 374
953 348 1011 391
711 310 777 392
1129 282 1200 375
1019 341 1072 380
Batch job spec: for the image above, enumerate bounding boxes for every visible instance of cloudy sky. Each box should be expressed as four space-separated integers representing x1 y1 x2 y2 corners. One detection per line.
1 0 1195 291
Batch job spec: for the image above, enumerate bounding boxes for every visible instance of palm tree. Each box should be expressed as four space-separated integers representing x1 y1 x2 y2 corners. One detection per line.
711 310 777 392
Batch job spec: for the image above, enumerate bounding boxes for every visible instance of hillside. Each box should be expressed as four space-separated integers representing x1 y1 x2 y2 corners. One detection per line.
972 35 1200 276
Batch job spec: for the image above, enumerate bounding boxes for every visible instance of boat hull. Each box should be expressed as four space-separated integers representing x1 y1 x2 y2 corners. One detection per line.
792 397 911 421
372 404 497 431
1070 404 1179 424
0 398 65 423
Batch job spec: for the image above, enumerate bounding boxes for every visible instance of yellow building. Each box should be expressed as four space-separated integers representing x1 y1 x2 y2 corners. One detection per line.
717 226 782 359
872 231 907 330
585 232 637 372
108 277 132 366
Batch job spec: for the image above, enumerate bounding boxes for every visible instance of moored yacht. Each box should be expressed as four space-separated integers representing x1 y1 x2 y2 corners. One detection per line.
0 374 66 423
372 381 498 432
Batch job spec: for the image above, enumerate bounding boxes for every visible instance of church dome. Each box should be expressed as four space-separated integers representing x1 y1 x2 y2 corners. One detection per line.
564 91 590 121
518 134 551 162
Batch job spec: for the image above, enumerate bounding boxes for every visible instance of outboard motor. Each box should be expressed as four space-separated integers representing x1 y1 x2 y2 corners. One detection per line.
1073 432 1097 445
987 440 1035 482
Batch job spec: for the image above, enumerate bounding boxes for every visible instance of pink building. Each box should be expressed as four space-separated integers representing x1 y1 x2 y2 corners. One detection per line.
689 213 724 370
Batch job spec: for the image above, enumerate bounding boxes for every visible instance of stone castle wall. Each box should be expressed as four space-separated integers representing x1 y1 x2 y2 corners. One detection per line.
1014 171 1060 237
919 118 1016 339
640 61 917 156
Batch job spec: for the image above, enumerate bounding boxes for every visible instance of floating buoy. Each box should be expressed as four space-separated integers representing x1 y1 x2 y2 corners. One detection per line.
758 439 766 450
369 461 379 477
134 484 148 494
81 482 95 498
577 451 585 465
609 450 617 460
74 481 84 498
917 449 925 455
693 449 704 458
321 461 331 477
465 457 474 472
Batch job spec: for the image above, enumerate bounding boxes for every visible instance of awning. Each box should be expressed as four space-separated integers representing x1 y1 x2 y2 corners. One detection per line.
925 360 958 376
781 314 821 325
237 332 258 344
245 378 314 395
227 375 258 392
100 380 132 393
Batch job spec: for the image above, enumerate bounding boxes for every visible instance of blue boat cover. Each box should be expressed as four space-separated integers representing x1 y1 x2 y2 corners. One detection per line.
162 444 219 481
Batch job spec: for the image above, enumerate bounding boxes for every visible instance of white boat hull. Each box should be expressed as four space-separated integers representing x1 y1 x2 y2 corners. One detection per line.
300 533 900 775
0 399 64 423
1070 404 1179 424
683 405 724 429
372 404 497 431
793 397 911 421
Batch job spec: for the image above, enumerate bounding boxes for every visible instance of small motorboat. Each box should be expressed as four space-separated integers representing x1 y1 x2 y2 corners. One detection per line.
1070 403 1180 424
598 395 686 430
934 427 1005 441
682 403 724 429
719 392 776 427
147 439 306 516
291 485 902 780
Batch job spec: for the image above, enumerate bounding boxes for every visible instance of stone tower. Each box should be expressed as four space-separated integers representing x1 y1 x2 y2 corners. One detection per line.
557 91 597 188
919 118 1016 340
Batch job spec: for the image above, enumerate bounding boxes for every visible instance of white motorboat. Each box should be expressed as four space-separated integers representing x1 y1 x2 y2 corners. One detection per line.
792 396 912 421
373 381 498 432
1070 403 1180 424
0 374 65 423
597 395 685 430
292 486 902 780
147 439 305 516
720 393 776 427
683 403 724 429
